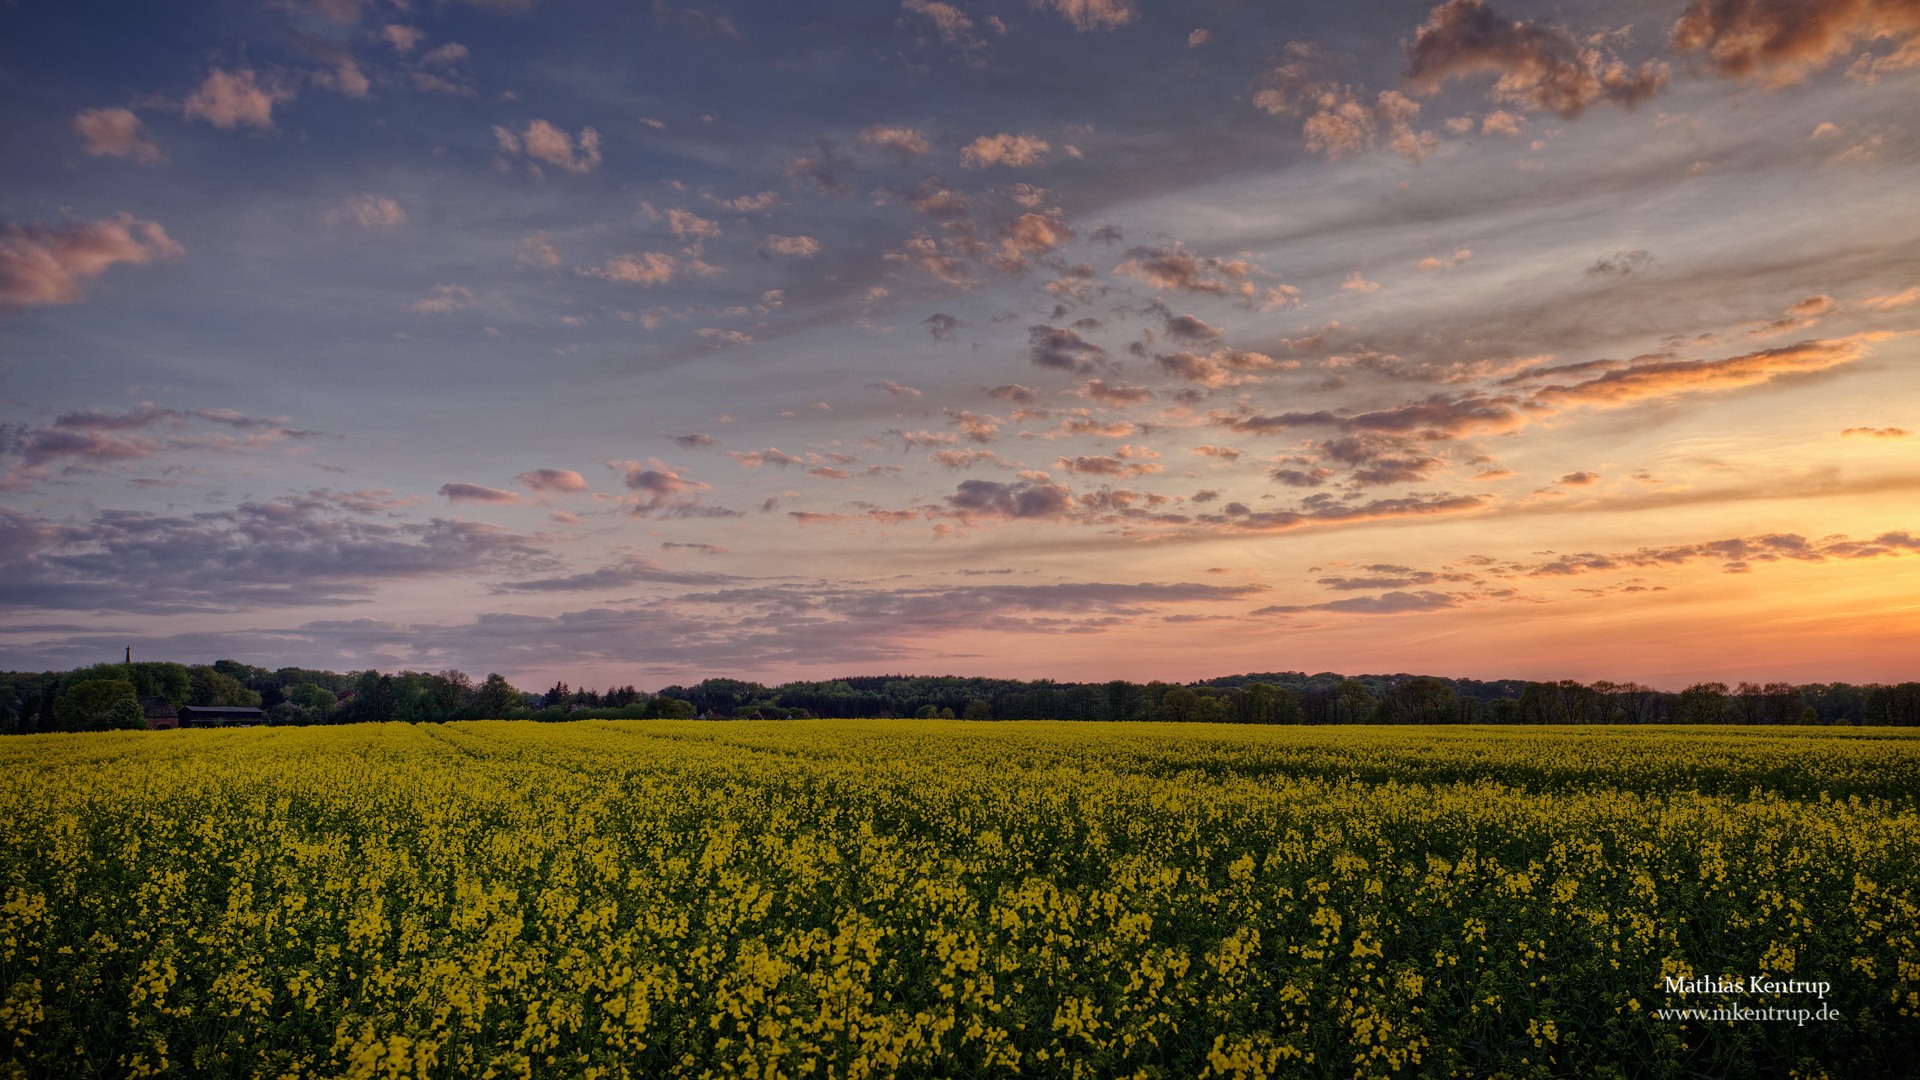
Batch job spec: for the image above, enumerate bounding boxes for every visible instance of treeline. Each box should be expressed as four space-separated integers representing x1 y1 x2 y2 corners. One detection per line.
657 672 1920 726
4 661 1918 733
0 661 698 734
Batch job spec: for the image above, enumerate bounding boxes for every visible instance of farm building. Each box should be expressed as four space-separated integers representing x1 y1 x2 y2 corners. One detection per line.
139 697 179 730
178 705 265 728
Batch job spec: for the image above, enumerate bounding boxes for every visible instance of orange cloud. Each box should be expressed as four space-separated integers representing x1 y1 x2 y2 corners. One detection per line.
1406 0 1668 117
1530 335 1879 409
1672 0 1920 86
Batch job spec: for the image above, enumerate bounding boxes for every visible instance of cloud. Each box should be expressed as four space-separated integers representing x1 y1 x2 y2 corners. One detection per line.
1509 529 1920 578
0 214 184 312
988 383 1037 404
900 0 1000 65
439 482 525 504
1201 492 1491 534
962 133 1051 168
0 401 318 486
1405 0 1668 118
1163 313 1223 342
1587 248 1654 275
1028 324 1108 373
998 213 1074 270
764 234 822 257
184 69 293 130
1055 454 1160 478
1416 247 1474 270
382 24 426 52
494 555 736 591
924 313 962 340
1256 590 1464 615
727 447 805 468
1216 393 1530 438
1303 87 1438 161
1529 336 1878 409
868 380 924 398
0 494 550 614
859 125 931 154
1035 0 1137 32
1858 284 1920 309
650 1 739 37
931 448 1004 469
582 253 676 286
1672 0 1920 86
515 468 589 493
612 458 737 518
1155 348 1295 387
1081 379 1154 407
1320 432 1444 485
944 477 1076 521
73 108 163 164
1343 271 1382 293
335 194 406 228
494 120 603 174
409 284 473 313
1190 444 1243 461
1557 470 1601 485
1114 242 1268 299
666 432 713 448
1842 426 1909 438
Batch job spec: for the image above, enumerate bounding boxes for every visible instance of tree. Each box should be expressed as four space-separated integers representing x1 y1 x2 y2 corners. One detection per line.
963 698 993 720
107 697 148 730
289 682 336 717
1158 687 1199 723
476 673 522 718
1676 682 1730 725
188 666 261 708
1374 677 1459 725
1334 679 1374 724
645 696 697 719
54 678 139 732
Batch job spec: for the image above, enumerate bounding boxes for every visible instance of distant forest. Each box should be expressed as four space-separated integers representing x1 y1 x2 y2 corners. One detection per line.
4 659 1919 733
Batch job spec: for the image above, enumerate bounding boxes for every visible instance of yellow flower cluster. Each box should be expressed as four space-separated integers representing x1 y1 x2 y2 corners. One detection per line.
2 721 1916 1077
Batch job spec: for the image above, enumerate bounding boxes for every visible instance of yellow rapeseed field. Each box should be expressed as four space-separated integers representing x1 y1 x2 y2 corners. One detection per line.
2 721 1916 1078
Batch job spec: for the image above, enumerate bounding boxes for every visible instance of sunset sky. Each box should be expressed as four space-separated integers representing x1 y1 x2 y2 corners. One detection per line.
4 0 1918 691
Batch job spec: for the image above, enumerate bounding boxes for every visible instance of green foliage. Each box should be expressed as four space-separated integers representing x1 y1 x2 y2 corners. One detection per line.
107 697 148 730
187 665 261 708
53 678 139 732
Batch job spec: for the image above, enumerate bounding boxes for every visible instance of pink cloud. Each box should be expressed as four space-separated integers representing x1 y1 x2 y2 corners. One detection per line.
184 69 292 130
962 133 1051 168
581 253 676 286
0 214 183 312
440 482 525 504
859 125 931 154
515 468 589 493
1035 0 1137 32
494 120 603 174
73 108 164 164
